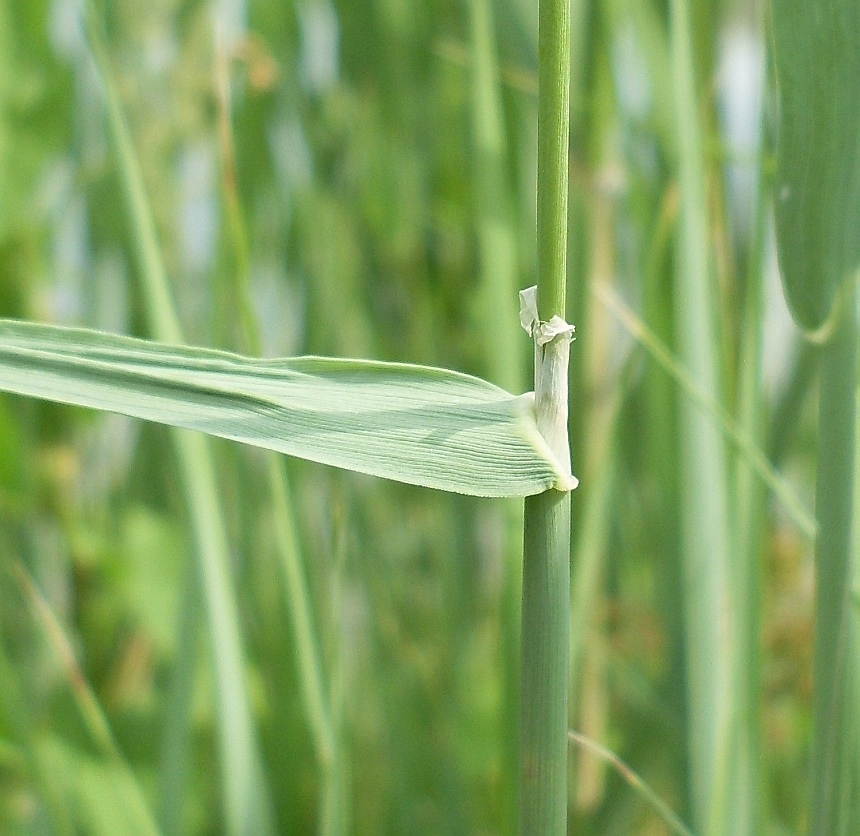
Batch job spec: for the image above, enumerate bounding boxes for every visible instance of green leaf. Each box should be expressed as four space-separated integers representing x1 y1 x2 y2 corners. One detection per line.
0 319 571 497
771 0 860 333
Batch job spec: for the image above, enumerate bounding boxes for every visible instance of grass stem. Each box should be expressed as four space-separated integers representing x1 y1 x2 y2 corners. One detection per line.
520 0 572 831
668 0 735 826
521 491 571 834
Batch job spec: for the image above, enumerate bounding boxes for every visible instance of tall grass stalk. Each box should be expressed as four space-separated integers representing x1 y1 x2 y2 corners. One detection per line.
668 0 737 829
729 108 772 833
519 0 571 831
520 493 571 833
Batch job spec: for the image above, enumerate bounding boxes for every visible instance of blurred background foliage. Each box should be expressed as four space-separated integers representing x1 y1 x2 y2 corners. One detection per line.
0 0 820 833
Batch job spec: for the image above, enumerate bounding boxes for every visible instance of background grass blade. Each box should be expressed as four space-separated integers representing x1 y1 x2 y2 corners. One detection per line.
595 284 814 540
0 0 848 832
85 10 275 833
214 38 340 828
729 118 770 835
13 565 161 836
157 564 199 836
771 0 860 334
771 1 860 829
568 731 694 836
467 0 526 827
809 303 859 832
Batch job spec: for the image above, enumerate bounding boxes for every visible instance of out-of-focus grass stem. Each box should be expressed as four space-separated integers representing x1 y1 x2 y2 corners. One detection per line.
729 85 773 830
85 8 275 834
466 0 523 829
668 0 736 829
213 26 339 826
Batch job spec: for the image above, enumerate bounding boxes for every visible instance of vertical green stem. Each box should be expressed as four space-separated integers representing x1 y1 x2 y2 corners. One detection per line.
669 0 734 828
731 165 768 836
536 0 571 322
810 291 858 834
521 493 571 833
520 0 571 832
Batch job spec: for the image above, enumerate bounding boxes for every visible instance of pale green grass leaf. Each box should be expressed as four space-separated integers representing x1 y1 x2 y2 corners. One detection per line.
0 320 571 497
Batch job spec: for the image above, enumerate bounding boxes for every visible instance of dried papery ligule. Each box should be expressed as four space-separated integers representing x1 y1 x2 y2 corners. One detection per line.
519 285 577 490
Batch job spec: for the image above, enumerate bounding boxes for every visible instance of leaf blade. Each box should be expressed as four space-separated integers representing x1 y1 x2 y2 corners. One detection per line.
0 319 569 497
771 0 860 332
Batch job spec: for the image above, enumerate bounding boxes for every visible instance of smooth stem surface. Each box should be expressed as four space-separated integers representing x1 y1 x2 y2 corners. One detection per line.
811 293 858 834
536 0 571 321
521 0 571 831
521 491 571 835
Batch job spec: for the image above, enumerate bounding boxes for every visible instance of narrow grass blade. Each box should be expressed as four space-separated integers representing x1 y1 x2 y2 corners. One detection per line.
0 319 570 497
267 456 334 763
83 9 275 833
569 386 621 696
567 731 694 836
13 565 161 836
468 0 522 395
730 133 769 835
0 627 74 835
854 369 860 826
34 737 159 836
467 1 525 828
595 284 814 539
319 506 350 836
